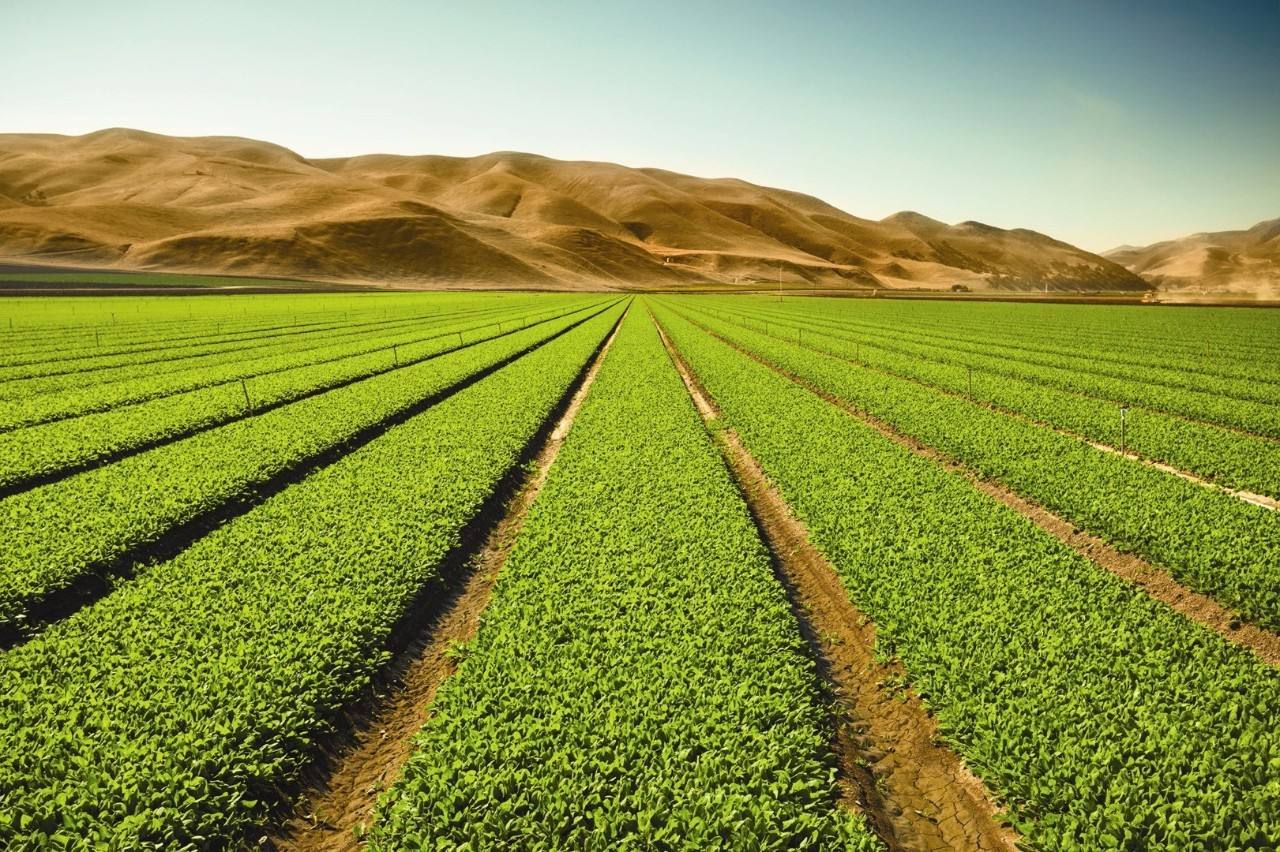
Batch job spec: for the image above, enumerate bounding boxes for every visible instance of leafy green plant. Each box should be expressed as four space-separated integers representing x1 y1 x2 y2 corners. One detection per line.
0 300 616 631
665 299 1280 630
0 306 624 846
369 309 879 850
684 297 1280 497
654 301 1280 848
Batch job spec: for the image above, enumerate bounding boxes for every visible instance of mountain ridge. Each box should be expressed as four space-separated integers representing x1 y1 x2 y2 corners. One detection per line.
1105 217 1280 298
0 128 1150 292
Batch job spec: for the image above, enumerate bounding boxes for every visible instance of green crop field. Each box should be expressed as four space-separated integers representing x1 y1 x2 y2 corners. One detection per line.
0 292 1277 850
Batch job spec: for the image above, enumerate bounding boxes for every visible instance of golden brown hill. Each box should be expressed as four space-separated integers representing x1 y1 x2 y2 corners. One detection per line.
0 128 1148 291
1106 218 1280 298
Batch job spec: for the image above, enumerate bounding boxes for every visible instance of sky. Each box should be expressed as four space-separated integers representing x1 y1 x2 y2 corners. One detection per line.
2 0 1277 251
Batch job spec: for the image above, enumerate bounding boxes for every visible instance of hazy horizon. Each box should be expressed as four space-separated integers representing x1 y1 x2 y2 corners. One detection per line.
4 0 1277 252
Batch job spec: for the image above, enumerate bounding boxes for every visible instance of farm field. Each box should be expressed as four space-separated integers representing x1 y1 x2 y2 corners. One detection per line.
0 292 1277 849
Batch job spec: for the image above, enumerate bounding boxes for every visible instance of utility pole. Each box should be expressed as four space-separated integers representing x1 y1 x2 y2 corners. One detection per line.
1119 405 1129 456
240 379 252 413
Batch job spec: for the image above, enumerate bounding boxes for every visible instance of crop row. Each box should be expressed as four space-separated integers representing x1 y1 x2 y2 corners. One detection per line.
0 300 405 368
820 298 1280 372
653 302 1280 849
0 299 591 430
0 296 536 393
0 303 624 848
0 299 604 493
660 300 1280 630
0 314 354 380
0 290 429 339
371 308 878 850
0 301 619 633
700 299 1280 437
0 292 524 367
0 309 414 383
723 298 1280 406
732 296 1280 386
680 300 1280 499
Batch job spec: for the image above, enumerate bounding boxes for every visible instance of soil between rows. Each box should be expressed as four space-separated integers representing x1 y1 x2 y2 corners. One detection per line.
268 304 629 850
653 311 1018 852
690 316 1280 667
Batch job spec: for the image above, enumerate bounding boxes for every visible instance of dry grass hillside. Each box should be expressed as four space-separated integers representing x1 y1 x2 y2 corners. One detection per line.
1107 218 1280 299
0 128 1149 291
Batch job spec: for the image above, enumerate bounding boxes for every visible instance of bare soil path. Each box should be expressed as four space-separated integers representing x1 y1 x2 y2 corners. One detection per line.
654 312 1019 852
269 306 628 851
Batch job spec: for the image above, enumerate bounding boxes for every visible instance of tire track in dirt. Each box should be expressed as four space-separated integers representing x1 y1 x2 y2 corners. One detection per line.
267 304 629 851
687 315 1280 667
653 311 1019 852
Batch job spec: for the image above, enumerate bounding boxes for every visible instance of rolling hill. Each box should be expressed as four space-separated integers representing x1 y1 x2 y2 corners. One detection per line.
1106 218 1280 298
0 128 1149 292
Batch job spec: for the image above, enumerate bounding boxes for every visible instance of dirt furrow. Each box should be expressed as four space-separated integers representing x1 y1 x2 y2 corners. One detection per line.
654 313 1019 852
693 319 1280 667
268 305 627 851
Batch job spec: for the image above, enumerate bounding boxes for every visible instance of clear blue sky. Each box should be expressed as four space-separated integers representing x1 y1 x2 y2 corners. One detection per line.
3 0 1277 251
